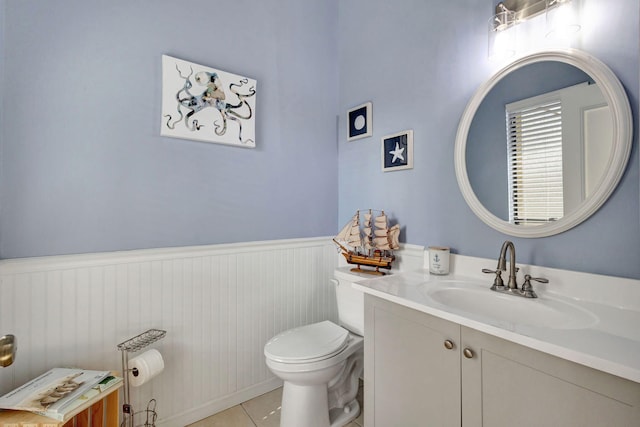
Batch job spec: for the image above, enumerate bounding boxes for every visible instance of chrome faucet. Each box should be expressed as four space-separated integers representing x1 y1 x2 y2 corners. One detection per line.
497 240 518 290
482 240 547 298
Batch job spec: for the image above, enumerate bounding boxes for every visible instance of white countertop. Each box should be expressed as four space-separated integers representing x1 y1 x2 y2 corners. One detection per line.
351 265 640 384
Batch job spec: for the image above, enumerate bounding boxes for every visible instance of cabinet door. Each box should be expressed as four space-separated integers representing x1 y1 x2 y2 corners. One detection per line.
364 295 461 427
461 326 640 427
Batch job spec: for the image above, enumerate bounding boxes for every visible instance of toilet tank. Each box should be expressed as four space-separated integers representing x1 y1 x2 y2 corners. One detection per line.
333 268 369 335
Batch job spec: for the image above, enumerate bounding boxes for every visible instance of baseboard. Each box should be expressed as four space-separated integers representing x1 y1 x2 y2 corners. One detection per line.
157 377 283 427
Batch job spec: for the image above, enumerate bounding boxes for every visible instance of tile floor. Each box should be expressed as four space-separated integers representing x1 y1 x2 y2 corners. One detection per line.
187 383 364 427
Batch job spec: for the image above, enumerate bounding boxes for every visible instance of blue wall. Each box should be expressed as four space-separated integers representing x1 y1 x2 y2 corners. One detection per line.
0 0 339 258
338 0 639 279
2 0 639 280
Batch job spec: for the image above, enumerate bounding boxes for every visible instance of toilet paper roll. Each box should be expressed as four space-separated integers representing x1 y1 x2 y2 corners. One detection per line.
128 349 164 387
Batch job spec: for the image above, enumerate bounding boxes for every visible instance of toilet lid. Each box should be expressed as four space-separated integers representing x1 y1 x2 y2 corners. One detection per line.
264 321 349 363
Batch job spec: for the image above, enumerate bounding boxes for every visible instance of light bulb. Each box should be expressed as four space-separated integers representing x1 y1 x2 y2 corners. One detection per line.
546 0 581 40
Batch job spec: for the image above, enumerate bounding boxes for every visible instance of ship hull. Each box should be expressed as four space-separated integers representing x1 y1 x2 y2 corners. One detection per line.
341 250 395 275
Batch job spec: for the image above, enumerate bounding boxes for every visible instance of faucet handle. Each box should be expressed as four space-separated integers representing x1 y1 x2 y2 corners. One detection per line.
524 274 549 284
482 268 505 289
520 274 548 298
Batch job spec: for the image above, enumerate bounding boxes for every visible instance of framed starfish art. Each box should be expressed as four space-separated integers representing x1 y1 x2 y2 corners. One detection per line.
381 130 413 172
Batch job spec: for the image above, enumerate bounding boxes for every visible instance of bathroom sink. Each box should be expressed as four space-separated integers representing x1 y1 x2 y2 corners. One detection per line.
423 282 598 330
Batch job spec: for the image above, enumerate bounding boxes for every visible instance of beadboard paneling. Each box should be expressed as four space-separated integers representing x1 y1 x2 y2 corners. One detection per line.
0 237 338 426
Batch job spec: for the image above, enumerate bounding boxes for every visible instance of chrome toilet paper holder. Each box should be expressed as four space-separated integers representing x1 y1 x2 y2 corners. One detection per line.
117 329 166 427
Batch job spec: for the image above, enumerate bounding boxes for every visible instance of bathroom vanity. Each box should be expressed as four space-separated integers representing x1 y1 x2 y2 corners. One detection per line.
356 257 640 426
353 45 640 426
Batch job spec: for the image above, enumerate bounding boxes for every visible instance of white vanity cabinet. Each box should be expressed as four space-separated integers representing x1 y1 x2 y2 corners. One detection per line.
364 294 640 426
364 293 462 426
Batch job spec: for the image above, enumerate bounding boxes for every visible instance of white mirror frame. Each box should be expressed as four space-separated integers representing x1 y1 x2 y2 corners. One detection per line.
455 48 632 238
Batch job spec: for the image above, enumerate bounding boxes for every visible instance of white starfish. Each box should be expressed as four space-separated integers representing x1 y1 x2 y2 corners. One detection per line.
389 142 405 163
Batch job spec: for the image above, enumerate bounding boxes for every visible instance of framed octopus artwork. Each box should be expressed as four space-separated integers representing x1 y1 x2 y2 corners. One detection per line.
161 55 257 148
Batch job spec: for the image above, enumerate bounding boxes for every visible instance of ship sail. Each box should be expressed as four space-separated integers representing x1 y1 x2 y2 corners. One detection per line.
335 211 362 250
374 212 388 230
388 224 400 250
363 210 374 251
372 211 393 250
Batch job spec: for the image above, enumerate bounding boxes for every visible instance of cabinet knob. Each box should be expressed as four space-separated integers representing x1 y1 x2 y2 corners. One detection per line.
443 340 454 350
463 348 474 359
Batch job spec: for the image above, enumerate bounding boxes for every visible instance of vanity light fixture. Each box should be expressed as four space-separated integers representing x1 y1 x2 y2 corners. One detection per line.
545 0 581 40
488 0 581 59
488 6 517 60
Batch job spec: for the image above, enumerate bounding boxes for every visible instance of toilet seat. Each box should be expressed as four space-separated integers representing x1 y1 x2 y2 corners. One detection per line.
264 321 349 364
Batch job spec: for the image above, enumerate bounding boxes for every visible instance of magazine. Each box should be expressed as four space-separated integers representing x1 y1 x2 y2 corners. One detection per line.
34 376 123 421
0 368 110 418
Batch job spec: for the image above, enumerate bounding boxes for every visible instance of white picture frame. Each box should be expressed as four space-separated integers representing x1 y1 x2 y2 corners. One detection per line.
382 130 414 172
347 102 372 141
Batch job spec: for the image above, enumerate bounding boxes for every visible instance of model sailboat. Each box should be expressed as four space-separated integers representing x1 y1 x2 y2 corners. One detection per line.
333 209 400 275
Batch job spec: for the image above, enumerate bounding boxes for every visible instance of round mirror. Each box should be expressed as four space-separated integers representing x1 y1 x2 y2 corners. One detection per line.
455 49 632 238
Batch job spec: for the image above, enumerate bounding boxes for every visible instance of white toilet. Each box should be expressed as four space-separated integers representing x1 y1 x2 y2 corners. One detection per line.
264 269 365 427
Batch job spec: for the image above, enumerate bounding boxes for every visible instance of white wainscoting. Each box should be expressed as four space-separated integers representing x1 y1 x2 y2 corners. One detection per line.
0 237 339 426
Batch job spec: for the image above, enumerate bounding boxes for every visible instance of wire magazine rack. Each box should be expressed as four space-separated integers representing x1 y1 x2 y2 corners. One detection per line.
117 329 167 427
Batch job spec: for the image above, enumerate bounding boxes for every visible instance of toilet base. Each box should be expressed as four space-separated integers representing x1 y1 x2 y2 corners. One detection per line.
280 382 330 427
279 384 360 427
329 399 360 427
